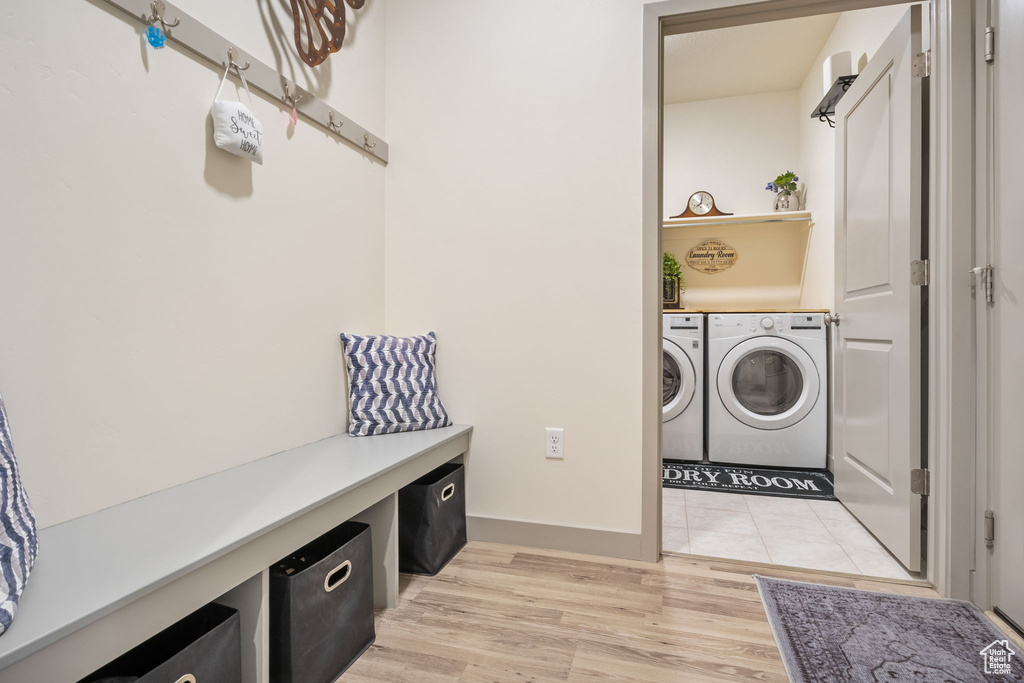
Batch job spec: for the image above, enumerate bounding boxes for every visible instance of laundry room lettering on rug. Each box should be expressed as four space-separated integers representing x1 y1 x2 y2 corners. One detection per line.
662 463 836 500
666 467 820 490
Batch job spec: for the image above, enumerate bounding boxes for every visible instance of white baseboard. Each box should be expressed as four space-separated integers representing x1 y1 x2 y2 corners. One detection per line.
466 515 644 561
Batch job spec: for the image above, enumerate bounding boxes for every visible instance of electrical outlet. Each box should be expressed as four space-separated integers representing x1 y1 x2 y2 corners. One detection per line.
546 428 563 459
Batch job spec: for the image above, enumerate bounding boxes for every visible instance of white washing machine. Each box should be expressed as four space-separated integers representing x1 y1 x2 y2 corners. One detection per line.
707 313 826 468
663 313 704 462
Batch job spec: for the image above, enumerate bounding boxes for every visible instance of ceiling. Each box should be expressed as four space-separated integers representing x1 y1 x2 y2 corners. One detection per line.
664 14 841 105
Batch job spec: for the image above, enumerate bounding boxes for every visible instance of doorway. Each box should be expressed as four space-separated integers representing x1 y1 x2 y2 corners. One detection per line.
642 0 977 599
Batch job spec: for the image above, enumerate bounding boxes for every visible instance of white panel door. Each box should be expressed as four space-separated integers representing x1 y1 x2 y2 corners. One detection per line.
833 6 924 572
986 0 1024 631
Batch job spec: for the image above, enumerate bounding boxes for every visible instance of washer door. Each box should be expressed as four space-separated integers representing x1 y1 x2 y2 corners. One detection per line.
717 337 819 430
663 338 696 422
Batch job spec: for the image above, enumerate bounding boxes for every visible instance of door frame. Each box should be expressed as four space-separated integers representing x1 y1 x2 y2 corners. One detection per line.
970 0 995 612
640 0 977 601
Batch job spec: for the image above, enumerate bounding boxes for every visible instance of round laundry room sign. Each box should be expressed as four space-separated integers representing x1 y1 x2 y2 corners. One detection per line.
686 239 738 274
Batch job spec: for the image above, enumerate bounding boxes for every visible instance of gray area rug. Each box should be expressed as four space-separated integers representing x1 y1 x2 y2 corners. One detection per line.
756 575 1024 682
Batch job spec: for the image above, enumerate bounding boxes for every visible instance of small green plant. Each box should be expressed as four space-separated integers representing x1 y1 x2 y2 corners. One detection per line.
663 252 681 279
663 252 686 292
766 170 799 195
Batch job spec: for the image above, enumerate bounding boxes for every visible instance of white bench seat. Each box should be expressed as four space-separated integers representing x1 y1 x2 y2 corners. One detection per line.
0 424 473 682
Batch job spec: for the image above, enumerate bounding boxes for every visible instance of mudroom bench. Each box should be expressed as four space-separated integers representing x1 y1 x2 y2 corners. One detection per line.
0 424 473 682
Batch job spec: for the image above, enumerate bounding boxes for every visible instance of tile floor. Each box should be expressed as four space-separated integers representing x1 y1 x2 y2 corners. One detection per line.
662 487 915 580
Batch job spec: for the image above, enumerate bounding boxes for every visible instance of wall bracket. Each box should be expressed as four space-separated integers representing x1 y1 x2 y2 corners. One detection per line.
811 75 857 127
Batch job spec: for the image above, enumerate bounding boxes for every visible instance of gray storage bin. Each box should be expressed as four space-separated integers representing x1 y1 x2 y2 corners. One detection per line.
78 602 241 683
270 520 375 683
399 462 467 575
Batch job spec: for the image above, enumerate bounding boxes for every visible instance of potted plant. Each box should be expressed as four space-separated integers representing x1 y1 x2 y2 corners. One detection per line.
663 252 685 309
766 170 800 211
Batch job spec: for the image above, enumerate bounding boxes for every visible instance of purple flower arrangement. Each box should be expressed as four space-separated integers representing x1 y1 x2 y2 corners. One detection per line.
766 171 799 194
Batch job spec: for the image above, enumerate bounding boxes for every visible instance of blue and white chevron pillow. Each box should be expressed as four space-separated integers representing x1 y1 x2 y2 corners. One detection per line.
340 331 453 437
0 393 38 636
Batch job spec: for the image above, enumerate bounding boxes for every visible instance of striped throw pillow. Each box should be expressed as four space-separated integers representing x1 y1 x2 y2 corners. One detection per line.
339 331 453 437
0 393 38 635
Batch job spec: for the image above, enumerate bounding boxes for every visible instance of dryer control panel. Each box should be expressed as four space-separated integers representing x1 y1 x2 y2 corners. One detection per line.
790 314 824 329
709 313 825 337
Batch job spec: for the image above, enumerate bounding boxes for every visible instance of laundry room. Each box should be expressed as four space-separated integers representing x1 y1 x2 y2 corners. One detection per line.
659 3 924 578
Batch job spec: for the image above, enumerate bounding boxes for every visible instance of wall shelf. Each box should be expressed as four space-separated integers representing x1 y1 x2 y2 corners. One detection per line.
663 211 812 230
661 211 814 310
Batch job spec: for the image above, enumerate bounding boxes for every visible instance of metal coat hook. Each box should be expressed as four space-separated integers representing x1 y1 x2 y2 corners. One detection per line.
364 133 376 149
328 112 344 131
283 82 302 108
148 0 180 31
227 47 250 72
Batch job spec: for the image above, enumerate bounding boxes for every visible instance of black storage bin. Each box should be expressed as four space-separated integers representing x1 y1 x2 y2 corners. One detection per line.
78 602 241 683
270 521 375 683
399 462 467 575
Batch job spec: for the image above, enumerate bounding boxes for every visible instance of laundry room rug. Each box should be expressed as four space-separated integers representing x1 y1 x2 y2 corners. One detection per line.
755 575 1024 682
662 462 836 501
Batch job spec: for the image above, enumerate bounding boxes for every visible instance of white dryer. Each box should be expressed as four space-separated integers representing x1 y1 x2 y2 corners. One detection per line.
663 313 704 462
707 313 826 468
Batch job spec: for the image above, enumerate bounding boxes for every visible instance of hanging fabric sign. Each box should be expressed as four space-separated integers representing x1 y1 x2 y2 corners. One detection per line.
211 64 264 164
686 239 738 274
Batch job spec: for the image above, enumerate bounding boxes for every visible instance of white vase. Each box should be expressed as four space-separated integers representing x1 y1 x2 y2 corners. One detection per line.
774 192 799 212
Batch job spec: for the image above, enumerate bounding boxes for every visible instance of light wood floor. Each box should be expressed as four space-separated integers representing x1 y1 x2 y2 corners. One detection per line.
342 542 938 682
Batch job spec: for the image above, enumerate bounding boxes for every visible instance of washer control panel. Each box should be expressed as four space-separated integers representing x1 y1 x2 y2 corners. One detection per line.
666 315 700 330
664 313 703 341
709 313 825 335
750 316 782 334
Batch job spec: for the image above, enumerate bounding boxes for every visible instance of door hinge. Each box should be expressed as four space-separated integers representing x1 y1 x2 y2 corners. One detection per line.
911 259 930 286
911 468 930 496
913 50 931 78
970 264 994 304
985 26 995 63
985 510 995 548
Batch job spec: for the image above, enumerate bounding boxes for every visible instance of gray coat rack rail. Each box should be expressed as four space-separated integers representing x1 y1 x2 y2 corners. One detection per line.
98 0 389 163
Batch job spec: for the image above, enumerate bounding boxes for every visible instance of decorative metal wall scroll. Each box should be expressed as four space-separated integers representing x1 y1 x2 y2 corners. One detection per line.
290 0 365 67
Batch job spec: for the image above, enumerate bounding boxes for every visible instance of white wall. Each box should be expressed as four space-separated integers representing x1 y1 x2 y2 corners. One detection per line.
0 0 386 528
663 222 811 309
798 4 917 308
380 1 919 539
662 90 805 310
384 0 650 534
663 90 801 218
0 0 918 539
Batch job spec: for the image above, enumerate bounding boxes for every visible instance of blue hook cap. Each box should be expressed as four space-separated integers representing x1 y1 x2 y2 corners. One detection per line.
146 25 166 48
